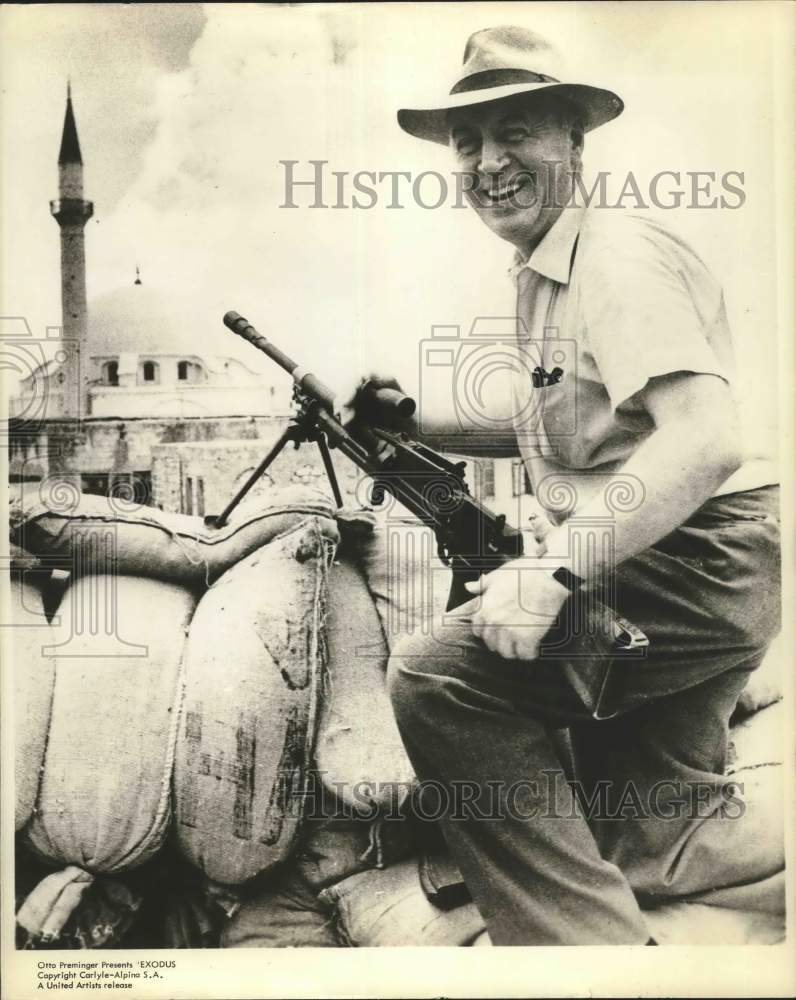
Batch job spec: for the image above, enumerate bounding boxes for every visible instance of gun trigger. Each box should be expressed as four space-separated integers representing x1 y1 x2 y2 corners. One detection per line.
436 541 451 566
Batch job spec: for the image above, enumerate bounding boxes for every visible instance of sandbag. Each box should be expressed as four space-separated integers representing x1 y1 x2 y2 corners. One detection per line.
294 779 414 892
315 556 415 812
342 510 452 654
15 867 143 949
11 484 338 587
25 574 195 871
643 871 786 945
318 859 486 946
734 633 784 718
729 699 784 773
644 899 784 945
9 575 57 830
8 541 43 572
221 868 341 948
173 517 335 885
721 700 786 889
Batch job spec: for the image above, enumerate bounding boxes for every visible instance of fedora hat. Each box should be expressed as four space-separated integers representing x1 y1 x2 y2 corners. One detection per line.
398 26 623 145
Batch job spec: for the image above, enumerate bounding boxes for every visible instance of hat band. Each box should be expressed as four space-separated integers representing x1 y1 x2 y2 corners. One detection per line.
450 68 559 96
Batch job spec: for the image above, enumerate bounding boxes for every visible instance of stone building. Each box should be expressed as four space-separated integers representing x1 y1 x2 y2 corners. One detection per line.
8 88 531 526
8 88 291 507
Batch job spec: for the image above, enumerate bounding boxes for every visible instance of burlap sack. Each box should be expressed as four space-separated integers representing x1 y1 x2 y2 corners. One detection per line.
340 510 452 654
317 859 486 946
719 699 786 888
173 517 335 885
221 868 340 948
315 556 415 812
10 575 57 830
11 485 337 588
24 574 195 871
293 778 414 892
643 888 785 945
15 867 143 949
729 698 784 772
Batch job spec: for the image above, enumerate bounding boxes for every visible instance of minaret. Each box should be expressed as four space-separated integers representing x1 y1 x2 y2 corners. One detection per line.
50 83 93 419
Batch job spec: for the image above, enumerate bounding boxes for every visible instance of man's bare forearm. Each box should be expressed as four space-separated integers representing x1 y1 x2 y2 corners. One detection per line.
410 422 522 459
545 418 741 580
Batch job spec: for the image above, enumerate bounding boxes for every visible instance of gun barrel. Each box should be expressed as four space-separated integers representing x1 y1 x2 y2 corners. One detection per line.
223 311 336 410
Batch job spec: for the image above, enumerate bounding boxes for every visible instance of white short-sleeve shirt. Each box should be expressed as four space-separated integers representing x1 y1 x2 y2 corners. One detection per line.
509 204 776 518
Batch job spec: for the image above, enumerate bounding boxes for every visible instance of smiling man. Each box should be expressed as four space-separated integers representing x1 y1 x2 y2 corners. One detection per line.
361 25 782 946
448 93 583 253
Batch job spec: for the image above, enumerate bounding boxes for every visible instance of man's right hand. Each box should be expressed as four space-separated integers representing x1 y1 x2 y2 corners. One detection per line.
340 373 412 430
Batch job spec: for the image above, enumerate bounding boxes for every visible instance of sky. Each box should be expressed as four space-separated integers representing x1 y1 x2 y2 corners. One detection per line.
0 2 792 443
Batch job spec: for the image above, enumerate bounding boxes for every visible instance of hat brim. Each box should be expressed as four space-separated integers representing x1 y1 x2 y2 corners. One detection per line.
398 82 623 145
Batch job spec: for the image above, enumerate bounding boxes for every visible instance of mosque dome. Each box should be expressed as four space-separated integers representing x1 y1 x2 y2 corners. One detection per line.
88 282 268 372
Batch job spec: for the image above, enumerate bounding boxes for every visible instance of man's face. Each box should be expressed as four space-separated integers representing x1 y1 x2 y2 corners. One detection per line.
448 97 582 255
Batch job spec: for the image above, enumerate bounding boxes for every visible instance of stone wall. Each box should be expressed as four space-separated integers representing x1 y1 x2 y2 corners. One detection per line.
9 411 532 526
150 430 365 515
87 382 292 419
148 433 526 527
8 414 287 484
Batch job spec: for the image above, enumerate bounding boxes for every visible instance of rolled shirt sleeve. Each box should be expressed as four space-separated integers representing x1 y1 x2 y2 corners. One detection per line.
576 221 734 411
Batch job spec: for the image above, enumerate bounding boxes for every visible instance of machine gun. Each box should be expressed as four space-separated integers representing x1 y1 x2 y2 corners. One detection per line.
208 311 648 720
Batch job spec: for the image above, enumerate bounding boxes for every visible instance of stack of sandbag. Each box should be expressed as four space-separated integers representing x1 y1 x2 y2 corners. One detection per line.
15 484 787 949
220 780 414 948
9 548 57 835
13 490 493 949
11 483 337 588
315 511 418 815
10 486 342 946
339 507 453 654
172 514 339 884
317 859 487 947
15 573 196 946
219 508 456 948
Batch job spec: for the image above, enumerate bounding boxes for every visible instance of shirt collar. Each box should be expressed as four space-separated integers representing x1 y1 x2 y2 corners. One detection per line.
508 203 587 286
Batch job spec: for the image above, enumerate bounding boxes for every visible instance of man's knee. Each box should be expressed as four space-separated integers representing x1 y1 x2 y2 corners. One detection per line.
386 630 444 730
387 626 482 736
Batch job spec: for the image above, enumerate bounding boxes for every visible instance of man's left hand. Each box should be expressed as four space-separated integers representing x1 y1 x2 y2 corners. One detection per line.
464 563 570 661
